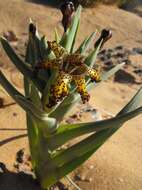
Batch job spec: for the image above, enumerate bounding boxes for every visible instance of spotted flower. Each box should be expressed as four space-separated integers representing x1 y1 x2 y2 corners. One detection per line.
38 41 101 108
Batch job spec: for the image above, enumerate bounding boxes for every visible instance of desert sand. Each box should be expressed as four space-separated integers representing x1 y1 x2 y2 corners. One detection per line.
0 0 142 189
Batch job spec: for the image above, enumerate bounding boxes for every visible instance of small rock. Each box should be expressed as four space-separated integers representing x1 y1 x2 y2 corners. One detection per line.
66 112 81 124
70 113 81 119
0 98 4 108
99 55 108 62
0 162 7 173
103 60 114 70
118 178 124 183
115 45 123 50
85 177 93 183
114 69 136 84
91 109 102 121
66 118 75 124
133 69 142 77
83 106 94 112
122 59 131 65
88 165 94 170
74 174 81 181
104 60 114 66
132 47 142 55
13 112 18 117
105 52 112 59
107 48 114 54
16 148 25 163
99 49 106 55
74 174 86 181
3 30 18 42
115 52 125 58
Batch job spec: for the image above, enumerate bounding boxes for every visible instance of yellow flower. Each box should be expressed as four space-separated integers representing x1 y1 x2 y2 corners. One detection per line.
39 41 101 108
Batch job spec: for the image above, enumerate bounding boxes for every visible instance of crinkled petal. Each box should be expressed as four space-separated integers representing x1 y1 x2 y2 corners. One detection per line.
47 72 72 107
73 77 90 104
47 41 67 58
87 67 101 82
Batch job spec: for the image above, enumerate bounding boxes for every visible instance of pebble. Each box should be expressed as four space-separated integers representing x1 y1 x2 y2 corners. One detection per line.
0 162 7 173
133 69 142 76
3 30 18 42
122 59 131 65
132 47 142 55
91 109 102 121
88 165 94 170
104 60 114 66
115 45 123 50
114 69 136 84
118 177 124 183
13 112 18 117
16 148 25 163
74 174 86 181
0 98 4 108
99 49 106 55
85 177 93 183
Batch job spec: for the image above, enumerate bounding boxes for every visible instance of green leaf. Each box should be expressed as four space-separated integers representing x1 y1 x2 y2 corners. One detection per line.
16 95 58 134
49 87 142 182
54 28 61 43
76 31 97 54
60 5 82 52
26 115 39 169
40 75 141 188
0 71 24 104
44 105 142 150
15 95 47 118
28 83 42 108
40 106 142 187
85 39 103 67
70 20 80 53
118 87 142 115
101 62 125 81
0 37 45 92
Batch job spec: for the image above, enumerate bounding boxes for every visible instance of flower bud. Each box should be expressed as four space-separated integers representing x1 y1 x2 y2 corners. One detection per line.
60 1 75 32
95 29 112 49
29 22 36 36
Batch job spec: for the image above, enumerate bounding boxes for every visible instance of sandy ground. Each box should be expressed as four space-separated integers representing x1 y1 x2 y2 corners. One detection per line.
0 0 142 189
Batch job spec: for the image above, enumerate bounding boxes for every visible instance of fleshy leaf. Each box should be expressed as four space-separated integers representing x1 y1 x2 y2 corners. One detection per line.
48 87 142 184
85 39 103 67
70 20 80 53
43 105 142 150
118 87 142 115
76 31 97 54
0 71 24 104
54 28 61 43
0 37 45 92
40 105 142 187
60 5 82 53
16 95 58 134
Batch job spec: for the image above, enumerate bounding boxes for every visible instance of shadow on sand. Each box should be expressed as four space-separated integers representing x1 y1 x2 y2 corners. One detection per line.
28 0 79 8
28 0 62 8
0 164 42 190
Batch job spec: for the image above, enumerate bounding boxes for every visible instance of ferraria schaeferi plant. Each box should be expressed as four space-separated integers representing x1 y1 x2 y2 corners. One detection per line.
0 4 142 190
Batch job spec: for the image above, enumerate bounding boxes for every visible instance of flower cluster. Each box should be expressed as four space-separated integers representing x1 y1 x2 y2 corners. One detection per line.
37 41 101 107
